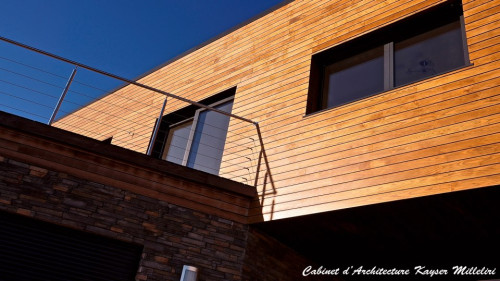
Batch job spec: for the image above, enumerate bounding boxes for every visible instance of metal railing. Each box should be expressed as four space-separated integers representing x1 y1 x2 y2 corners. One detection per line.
0 36 273 186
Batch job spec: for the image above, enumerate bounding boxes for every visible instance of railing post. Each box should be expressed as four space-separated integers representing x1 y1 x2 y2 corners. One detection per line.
48 66 77 125
254 122 275 191
147 97 168 156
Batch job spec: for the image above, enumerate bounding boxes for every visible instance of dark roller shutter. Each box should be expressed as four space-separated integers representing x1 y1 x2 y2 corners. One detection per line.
0 210 143 281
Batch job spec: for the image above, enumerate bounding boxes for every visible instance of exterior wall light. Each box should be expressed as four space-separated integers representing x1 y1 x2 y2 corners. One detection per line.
180 265 198 281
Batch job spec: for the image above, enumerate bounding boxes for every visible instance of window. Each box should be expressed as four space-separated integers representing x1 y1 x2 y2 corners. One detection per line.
306 0 469 114
163 98 233 175
322 46 385 109
394 19 466 87
150 88 235 175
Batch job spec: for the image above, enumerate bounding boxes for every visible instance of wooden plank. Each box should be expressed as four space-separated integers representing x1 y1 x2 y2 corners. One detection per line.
232 78 309 117
464 0 500 18
252 113 500 194
225 62 500 165
463 0 492 8
464 6 500 31
275 128 500 188
248 46 499 131
468 26 500 50
263 106 500 183
249 173 500 222
268 143 500 203
235 54 500 146
160 33 306 95
230 109 495 179
261 87 500 165
469 31 500 54
222 85 500 175
467 19 500 40
312 0 442 53
250 159 500 217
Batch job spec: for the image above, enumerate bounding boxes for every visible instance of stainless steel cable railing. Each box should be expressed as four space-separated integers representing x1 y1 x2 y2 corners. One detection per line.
0 35 273 186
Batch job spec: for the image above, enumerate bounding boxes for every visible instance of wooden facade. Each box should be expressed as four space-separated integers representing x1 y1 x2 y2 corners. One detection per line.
55 0 500 222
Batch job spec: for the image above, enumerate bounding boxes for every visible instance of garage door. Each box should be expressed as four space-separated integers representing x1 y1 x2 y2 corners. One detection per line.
0 211 143 281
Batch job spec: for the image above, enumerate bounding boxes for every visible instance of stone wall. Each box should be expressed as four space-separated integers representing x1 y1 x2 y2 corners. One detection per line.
0 155 248 281
0 112 329 281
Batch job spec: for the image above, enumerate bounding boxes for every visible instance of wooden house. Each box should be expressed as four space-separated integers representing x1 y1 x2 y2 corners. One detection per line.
2 0 499 280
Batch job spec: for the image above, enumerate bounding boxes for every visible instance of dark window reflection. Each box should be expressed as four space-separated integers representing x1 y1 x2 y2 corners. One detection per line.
164 120 192 165
323 46 384 108
187 100 234 175
394 20 465 87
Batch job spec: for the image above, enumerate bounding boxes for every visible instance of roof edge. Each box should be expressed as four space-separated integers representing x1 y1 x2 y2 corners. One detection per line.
55 0 294 122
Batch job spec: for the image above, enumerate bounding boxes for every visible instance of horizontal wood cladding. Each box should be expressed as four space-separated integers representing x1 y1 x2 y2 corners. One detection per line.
55 0 500 222
223 54 500 175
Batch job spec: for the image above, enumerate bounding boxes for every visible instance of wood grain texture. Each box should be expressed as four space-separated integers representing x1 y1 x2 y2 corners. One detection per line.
55 0 500 222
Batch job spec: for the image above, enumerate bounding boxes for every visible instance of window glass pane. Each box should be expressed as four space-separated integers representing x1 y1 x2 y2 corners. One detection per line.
323 46 384 108
394 20 465 87
187 100 234 175
163 120 192 165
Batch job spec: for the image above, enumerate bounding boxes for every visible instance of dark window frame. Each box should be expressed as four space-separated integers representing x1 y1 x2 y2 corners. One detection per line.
306 0 470 115
149 87 236 175
164 96 234 169
162 117 194 165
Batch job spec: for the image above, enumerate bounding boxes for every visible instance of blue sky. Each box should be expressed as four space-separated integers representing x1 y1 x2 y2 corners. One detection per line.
0 0 285 123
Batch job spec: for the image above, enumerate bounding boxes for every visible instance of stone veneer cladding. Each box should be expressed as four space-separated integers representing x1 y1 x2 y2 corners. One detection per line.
0 155 248 281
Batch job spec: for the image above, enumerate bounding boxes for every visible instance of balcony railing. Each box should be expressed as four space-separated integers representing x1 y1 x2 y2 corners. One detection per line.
0 36 272 186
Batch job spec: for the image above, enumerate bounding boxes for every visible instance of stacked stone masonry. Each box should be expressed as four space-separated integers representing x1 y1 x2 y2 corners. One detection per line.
0 111 325 280
0 156 248 281
0 154 324 280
